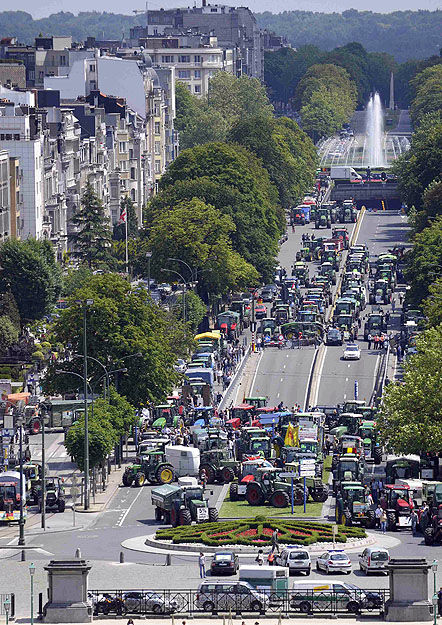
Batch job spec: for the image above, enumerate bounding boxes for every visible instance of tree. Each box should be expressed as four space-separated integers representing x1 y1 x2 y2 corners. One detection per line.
113 196 138 241
410 65 442 126
178 107 228 150
0 239 62 322
423 279 442 328
65 416 116 471
146 197 259 295
403 216 442 307
62 266 94 297
229 115 317 207
172 290 207 333
0 316 19 354
42 273 182 405
69 183 113 269
207 72 273 125
150 142 282 281
378 327 442 454
264 45 323 104
393 111 442 214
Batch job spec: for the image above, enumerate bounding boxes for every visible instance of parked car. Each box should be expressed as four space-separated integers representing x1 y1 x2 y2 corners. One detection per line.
210 551 239 576
122 591 178 615
275 547 311 575
315 550 352 574
291 580 382 613
358 547 390 575
195 581 269 612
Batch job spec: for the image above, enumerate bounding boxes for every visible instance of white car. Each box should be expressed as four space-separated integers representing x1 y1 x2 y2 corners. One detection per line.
343 343 361 360
174 358 187 373
316 550 352 574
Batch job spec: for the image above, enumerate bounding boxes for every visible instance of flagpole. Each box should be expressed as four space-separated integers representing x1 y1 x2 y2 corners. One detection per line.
125 209 128 275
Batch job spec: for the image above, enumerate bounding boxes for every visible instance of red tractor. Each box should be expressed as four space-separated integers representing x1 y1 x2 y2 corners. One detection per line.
423 485 442 545
384 485 414 531
229 458 273 501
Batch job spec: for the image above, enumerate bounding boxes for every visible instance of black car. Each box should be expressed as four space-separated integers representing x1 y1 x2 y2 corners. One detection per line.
210 551 239 576
326 327 343 346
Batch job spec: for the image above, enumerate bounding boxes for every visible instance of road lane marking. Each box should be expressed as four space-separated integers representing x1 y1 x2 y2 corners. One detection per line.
280 377 283 382
249 350 263 396
116 488 143 527
345 378 348 382
310 346 327 408
277 393 280 398
344 394 347 399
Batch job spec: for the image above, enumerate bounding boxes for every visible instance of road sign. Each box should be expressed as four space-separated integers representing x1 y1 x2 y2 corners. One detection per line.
278 334 284 342
279 471 297 478
250 322 257 332
2 429 14 438
300 469 316 478
264 335 271 343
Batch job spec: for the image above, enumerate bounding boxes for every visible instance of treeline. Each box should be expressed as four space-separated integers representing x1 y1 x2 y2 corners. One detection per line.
378 63 442 454
157 73 317 284
265 41 442 110
257 10 442 64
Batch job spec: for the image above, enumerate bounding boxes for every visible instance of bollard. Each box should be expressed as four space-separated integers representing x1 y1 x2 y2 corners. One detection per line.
21 549 26 561
166 553 171 566
119 551 125 563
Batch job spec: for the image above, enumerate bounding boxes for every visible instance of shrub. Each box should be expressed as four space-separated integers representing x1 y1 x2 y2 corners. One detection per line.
155 519 366 547
31 351 44 361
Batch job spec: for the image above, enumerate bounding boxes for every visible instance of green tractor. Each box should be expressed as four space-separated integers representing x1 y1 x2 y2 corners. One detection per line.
151 478 219 526
358 421 382 465
315 208 332 229
199 449 239 484
293 262 310 287
122 451 175 487
246 467 304 507
319 262 337 285
332 453 365 493
338 202 357 223
39 477 66 513
335 482 376 528
369 279 391 305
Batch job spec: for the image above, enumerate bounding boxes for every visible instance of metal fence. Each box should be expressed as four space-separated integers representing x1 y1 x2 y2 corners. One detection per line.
89 588 389 617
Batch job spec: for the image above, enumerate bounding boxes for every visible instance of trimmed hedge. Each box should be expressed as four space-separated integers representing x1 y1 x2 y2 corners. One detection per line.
156 518 366 547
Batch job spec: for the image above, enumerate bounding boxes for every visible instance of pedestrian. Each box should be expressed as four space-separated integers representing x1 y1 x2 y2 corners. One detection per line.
366 491 374 507
385 311 390 324
367 333 372 350
127 620 134 625
292 223 295 233
397 344 402 362
438 588 442 617
410 509 418 536
267 551 275 566
375 504 382 529
374 334 379 350
379 334 385 349
255 550 264 566
391 298 396 313
199 552 206 578
380 509 388 534
271 528 280 554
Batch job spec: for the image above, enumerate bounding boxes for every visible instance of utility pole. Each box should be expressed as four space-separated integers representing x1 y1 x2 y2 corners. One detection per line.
41 409 46 529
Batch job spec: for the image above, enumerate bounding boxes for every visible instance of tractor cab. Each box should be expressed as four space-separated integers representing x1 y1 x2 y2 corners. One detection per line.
386 455 420 483
245 397 267 410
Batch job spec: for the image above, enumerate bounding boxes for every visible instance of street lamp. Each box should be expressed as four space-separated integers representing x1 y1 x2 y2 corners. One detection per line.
432 559 438 625
161 267 187 322
3 597 10 625
29 562 35 625
75 299 93 510
16 414 25 546
146 251 152 296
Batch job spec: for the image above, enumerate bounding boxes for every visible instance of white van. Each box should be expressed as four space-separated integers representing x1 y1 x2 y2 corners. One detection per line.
165 445 200 477
275 547 311 575
358 547 390 574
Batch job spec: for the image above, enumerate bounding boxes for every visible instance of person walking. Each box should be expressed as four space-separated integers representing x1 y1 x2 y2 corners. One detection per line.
438 587 442 617
374 334 379 350
199 552 206 578
410 509 418 537
271 529 280 554
391 298 396 313
375 504 383 529
397 344 402 362
380 509 388 534
255 550 264 566
367 333 372 350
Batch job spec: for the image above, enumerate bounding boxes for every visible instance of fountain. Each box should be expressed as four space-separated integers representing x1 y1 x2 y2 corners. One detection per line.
366 92 384 167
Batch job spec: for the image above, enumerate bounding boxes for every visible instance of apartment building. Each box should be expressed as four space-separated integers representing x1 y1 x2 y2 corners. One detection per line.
0 151 11 242
9 156 20 239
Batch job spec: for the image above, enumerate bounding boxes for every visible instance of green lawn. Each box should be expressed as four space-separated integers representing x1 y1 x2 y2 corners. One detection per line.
220 455 333 520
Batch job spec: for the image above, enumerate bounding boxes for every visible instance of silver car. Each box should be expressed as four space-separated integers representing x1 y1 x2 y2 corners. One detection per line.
196 581 269 612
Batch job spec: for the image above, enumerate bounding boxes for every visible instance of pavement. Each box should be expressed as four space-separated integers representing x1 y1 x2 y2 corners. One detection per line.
4 619 438 625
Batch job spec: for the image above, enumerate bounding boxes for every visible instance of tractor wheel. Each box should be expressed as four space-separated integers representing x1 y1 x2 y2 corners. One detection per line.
229 482 239 502
58 499 66 513
209 507 219 522
387 511 397 531
310 487 329 503
180 509 192 526
294 487 304 505
199 464 216 484
122 471 133 487
424 527 435 545
373 448 383 465
221 466 235 483
270 490 290 508
366 510 376 529
170 507 178 528
246 483 265 506
156 464 175 484
134 472 146 487
155 507 162 522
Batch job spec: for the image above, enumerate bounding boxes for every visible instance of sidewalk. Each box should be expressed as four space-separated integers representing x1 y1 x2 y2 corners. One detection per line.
3 617 436 625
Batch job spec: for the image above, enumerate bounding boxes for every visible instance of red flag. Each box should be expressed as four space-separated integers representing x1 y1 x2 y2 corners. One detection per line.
118 205 127 224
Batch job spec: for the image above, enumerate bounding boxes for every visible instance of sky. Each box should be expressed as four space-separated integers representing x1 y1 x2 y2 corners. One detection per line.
12 0 442 18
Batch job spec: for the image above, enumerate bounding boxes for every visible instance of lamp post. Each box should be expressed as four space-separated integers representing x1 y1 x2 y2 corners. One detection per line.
432 559 438 625
146 251 152 296
40 407 46 530
161 268 187 322
3 597 10 625
29 562 35 625
75 299 94 510
16 414 25 546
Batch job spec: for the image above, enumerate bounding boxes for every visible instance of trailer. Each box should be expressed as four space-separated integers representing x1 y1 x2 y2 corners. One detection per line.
151 476 218 526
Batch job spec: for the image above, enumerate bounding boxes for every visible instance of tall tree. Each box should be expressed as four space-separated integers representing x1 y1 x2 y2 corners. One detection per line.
69 183 113 269
0 239 62 322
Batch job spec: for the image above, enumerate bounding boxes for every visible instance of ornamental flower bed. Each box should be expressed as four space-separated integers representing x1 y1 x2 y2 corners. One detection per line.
155 518 366 547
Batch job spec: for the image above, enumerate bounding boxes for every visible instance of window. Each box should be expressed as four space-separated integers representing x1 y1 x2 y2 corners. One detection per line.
89 64 95 72
154 122 160 135
178 70 190 79
154 160 161 174
194 85 201 94
119 142 127 153
194 55 201 63
161 55 174 63
14 134 20 140
154 141 161 155
131 188 136 202
178 55 190 63
194 70 201 78
60 55 66 66
90 80 96 90
130 167 136 180
129 149 134 159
